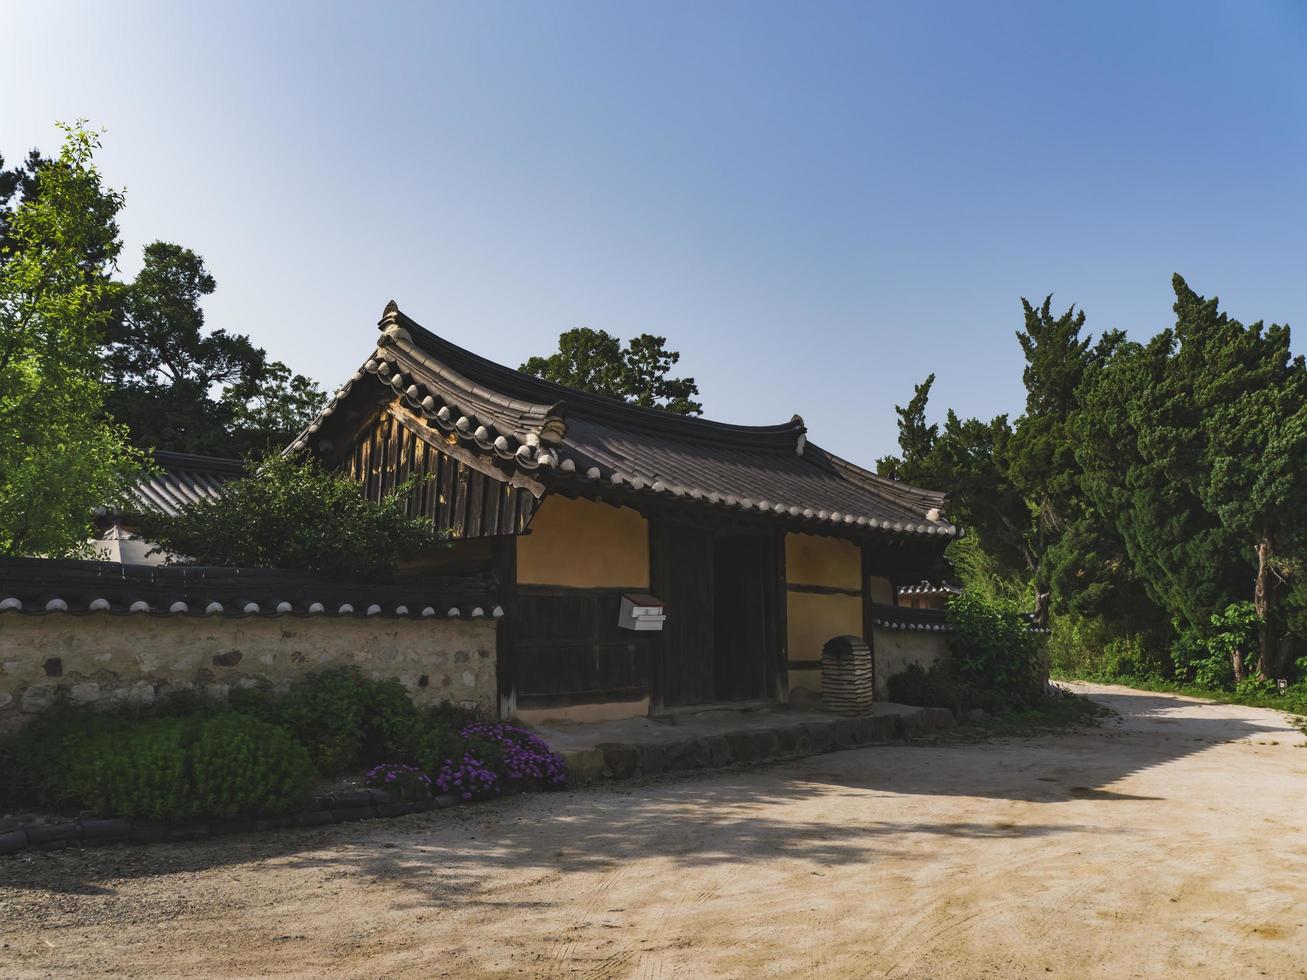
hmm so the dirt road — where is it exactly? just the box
[2,683,1305,979]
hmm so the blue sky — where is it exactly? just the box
[5,1,1305,462]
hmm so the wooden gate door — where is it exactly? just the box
[712,532,775,702]
[649,518,715,710]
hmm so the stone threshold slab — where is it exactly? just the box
[551,704,956,782]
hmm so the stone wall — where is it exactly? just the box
[872,627,951,701]
[0,614,498,731]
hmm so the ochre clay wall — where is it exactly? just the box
[865,575,894,605]
[0,615,498,731]
[785,533,860,591]
[785,533,863,693]
[516,496,650,589]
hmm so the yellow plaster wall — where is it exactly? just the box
[516,495,650,589]
[786,590,862,668]
[784,533,861,590]
[785,533,864,684]
[866,575,894,605]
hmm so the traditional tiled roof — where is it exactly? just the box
[108,451,245,519]
[291,302,958,539]
[869,603,952,632]
[0,557,501,620]
[896,581,963,598]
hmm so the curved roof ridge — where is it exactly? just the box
[803,443,949,513]
[386,304,806,451]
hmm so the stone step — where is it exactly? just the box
[559,706,955,782]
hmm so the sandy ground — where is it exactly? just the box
[2,683,1305,979]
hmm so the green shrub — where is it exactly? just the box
[887,663,962,713]
[55,712,312,822]
[1201,602,1259,689]
[138,454,445,578]
[233,667,423,774]
[189,713,314,819]
[886,661,1012,715]
[415,720,467,778]
[947,590,1044,707]
[60,717,196,821]
[1099,634,1173,679]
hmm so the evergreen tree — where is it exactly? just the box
[103,241,324,456]
[1007,299,1146,629]
[1173,276,1306,678]
[1073,276,1305,678]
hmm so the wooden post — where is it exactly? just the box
[492,535,517,720]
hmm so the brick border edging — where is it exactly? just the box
[0,785,519,858]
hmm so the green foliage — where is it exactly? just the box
[1048,614,1173,684]
[521,327,703,415]
[61,717,195,821]
[886,662,983,715]
[102,241,324,457]
[364,763,432,801]
[946,590,1044,706]
[415,719,472,777]
[0,122,146,556]
[888,591,1047,715]
[884,274,1307,690]
[1187,601,1260,689]
[188,713,314,819]
[965,687,1112,736]
[140,454,444,576]
[1074,276,1306,677]
[232,667,424,774]
[0,688,229,810]
[878,300,1140,632]
[56,713,312,822]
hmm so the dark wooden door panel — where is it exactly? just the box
[650,519,715,709]
[713,533,773,701]
[512,589,650,707]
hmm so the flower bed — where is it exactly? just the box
[0,667,568,854]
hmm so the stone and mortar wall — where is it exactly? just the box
[872,627,951,701]
[0,615,498,731]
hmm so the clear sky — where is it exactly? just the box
[5,1,1305,462]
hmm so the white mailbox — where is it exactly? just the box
[618,593,665,631]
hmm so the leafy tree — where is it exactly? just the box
[1,147,120,276]
[0,123,145,557]
[521,327,703,415]
[1201,601,1259,688]
[140,454,445,577]
[102,241,324,457]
